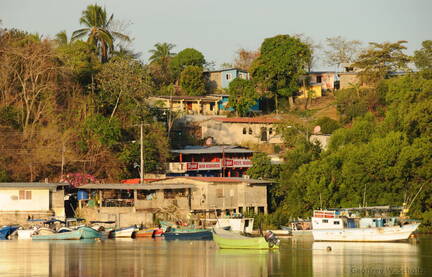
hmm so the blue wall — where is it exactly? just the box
[218,95,260,112]
[221,69,239,88]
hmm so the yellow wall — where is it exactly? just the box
[298,84,322,99]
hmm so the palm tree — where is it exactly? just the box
[149,42,176,64]
[72,4,130,62]
[148,42,176,86]
[55,30,69,45]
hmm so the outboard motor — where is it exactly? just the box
[264,231,280,248]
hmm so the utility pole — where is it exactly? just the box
[140,122,144,184]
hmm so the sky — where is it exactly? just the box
[1,0,431,70]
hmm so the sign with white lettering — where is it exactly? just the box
[185,159,252,171]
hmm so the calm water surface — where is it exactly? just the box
[1,236,432,277]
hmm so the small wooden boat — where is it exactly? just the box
[32,229,83,240]
[108,226,137,238]
[213,228,279,249]
[164,228,213,240]
[134,228,164,238]
[79,226,102,239]
[0,226,20,240]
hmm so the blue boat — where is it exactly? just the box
[164,229,213,240]
[0,226,19,240]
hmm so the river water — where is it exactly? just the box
[0,236,431,277]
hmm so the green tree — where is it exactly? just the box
[352,40,411,85]
[413,40,432,78]
[170,48,205,79]
[179,65,205,96]
[148,42,176,87]
[247,153,281,180]
[55,30,70,46]
[56,40,100,86]
[95,56,154,121]
[250,34,311,112]
[314,117,341,134]
[227,78,258,116]
[72,4,130,62]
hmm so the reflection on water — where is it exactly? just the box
[0,236,431,277]
[312,242,419,276]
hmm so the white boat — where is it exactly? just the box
[311,209,420,242]
[108,226,137,238]
[17,229,37,240]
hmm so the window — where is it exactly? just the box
[226,73,232,80]
[316,76,322,83]
[269,128,273,135]
[238,207,243,214]
[209,103,214,111]
[19,190,32,200]
[322,219,328,223]
[334,221,340,225]
[258,207,265,214]
[248,128,252,135]
[242,128,247,135]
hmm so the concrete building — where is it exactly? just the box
[204,68,250,91]
[149,95,222,116]
[151,176,271,215]
[76,183,194,227]
[0,182,67,226]
[338,72,360,89]
[201,117,283,146]
[308,71,337,91]
[75,176,271,227]
[168,145,253,177]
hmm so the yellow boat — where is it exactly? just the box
[212,228,279,249]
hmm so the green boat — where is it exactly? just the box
[32,229,83,240]
[212,228,279,249]
[79,226,102,239]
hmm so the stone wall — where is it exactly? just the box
[79,207,154,228]
[0,211,54,227]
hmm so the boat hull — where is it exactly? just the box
[135,228,164,238]
[0,226,19,240]
[79,227,102,239]
[312,223,420,242]
[109,226,136,238]
[32,229,83,240]
[212,229,279,249]
[164,230,213,240]
[17,229,36,240]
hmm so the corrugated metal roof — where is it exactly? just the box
[182,177,271,184]
[171,146,253,155]
[0,182,68,189]
[78,183,195,190]
[213,117,280,124]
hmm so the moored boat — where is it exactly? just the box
[212,228,279,249]
[32,229,83,240]
[164,228,213,240]
[17,229,37,239]
[134,227,164,238]
[311,208,421,242]
[108,226,137,238]
[0,226,20,240]
[79,226,102,239]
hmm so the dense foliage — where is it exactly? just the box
[273,73,432,230]
[250,34,311,111]
[227,78,258,116]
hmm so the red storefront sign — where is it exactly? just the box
[186,159,252,171]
